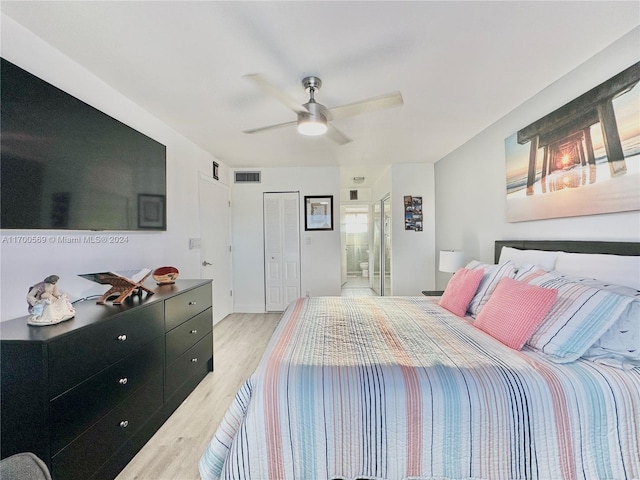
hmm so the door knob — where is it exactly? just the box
[202,261,212,266]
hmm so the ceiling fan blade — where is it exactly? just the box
[328,91,403,121]
[243,119,297,134]
[326,124,352,145]
[243,73,307,114]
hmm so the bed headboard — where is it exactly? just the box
[494,240,640,264]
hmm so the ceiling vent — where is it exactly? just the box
[234,171,261,183]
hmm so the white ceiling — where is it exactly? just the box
[2,1,638,188]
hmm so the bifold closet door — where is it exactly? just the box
[264,192,301,311]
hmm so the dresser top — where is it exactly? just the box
[0,279,211,343]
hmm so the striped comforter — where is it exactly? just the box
[199,296,640,480]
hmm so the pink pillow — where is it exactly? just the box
[439,268,484,317]
[474,277,557,350]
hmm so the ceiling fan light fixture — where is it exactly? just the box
[297,101,328,136]
[297,115,327,136]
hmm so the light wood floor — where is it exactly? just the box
[115,312,281,480]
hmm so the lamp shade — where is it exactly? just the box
[439,250,466,273]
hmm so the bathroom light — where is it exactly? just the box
[439,250,466,273]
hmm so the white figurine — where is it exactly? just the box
[26,275,75,326]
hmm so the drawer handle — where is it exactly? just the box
[117,334,127,342]
[188,301,197,306]
[120,420,129,428]
[190,329,198,334]
[118,377,128,385]
[191,358,198,363]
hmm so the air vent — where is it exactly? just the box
[234,171,261,183]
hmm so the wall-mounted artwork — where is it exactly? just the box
[304,195,333,231]
[505,62,640,222]
[404,195,423,231]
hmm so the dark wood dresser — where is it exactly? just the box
[0,279,213,480]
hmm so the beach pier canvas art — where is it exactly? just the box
[505,62,640,222]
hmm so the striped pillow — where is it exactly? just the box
[514,265,635,362]
[474,278,557,350]
[439,268,484,317]
[465,260,516,317]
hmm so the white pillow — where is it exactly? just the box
[465,260,516,317]
[555,252,640,290]
[498,246,560,270]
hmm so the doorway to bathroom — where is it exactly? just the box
[341,204,374,296]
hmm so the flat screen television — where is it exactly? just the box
[1,58,167,231]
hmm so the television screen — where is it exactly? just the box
[1,58,167,231]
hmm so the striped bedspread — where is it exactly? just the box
[199,296,640,480]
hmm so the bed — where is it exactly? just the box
[200,241,640,480]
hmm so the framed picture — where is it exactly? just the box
[213,161,219,180]
[304,195,333,231]
[404,195,423,231]
[138,194,166,229]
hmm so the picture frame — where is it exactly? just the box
[138,194,166,229]
[404,195,423,231]
[304,195,334,231]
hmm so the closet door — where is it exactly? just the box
[264,192,301,311]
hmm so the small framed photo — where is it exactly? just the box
[138,194,166,229]
[304,195,333,231]
[213,161,219,180]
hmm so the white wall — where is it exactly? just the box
[0,14,229,320]
[368,164,436,295]
[391,164,436,294]
[434,27,640,289]
[231,167,341,312]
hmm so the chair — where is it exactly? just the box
[0,452,52,480]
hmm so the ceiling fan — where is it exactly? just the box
[243,74,403,145]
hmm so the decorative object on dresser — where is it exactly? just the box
[152,266,180,285]
[26,275,75,326]
[0,279,213,480]
[78,268,154,305]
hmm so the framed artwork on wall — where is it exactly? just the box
[505,62,640,222]
[138,194,166,229]
[304,195,333,231]
[404,195,423,231]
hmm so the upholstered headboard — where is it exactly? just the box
[494,240,640,263]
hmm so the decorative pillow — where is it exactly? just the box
[474,278,557,350]
[439,268,484,317]
[498,246,560,270]
[465,260,517,317]
[568,278,640,369]
[514,266,635,362]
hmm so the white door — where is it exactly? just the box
[198,173,232,323]
[264,192,300,311]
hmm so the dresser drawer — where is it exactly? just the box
[165,332,212,397]
[166,308,212,365]
[48,302,164,398]
[165,284,212,331]
[50,338,163,455]
[51,371,163,480]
